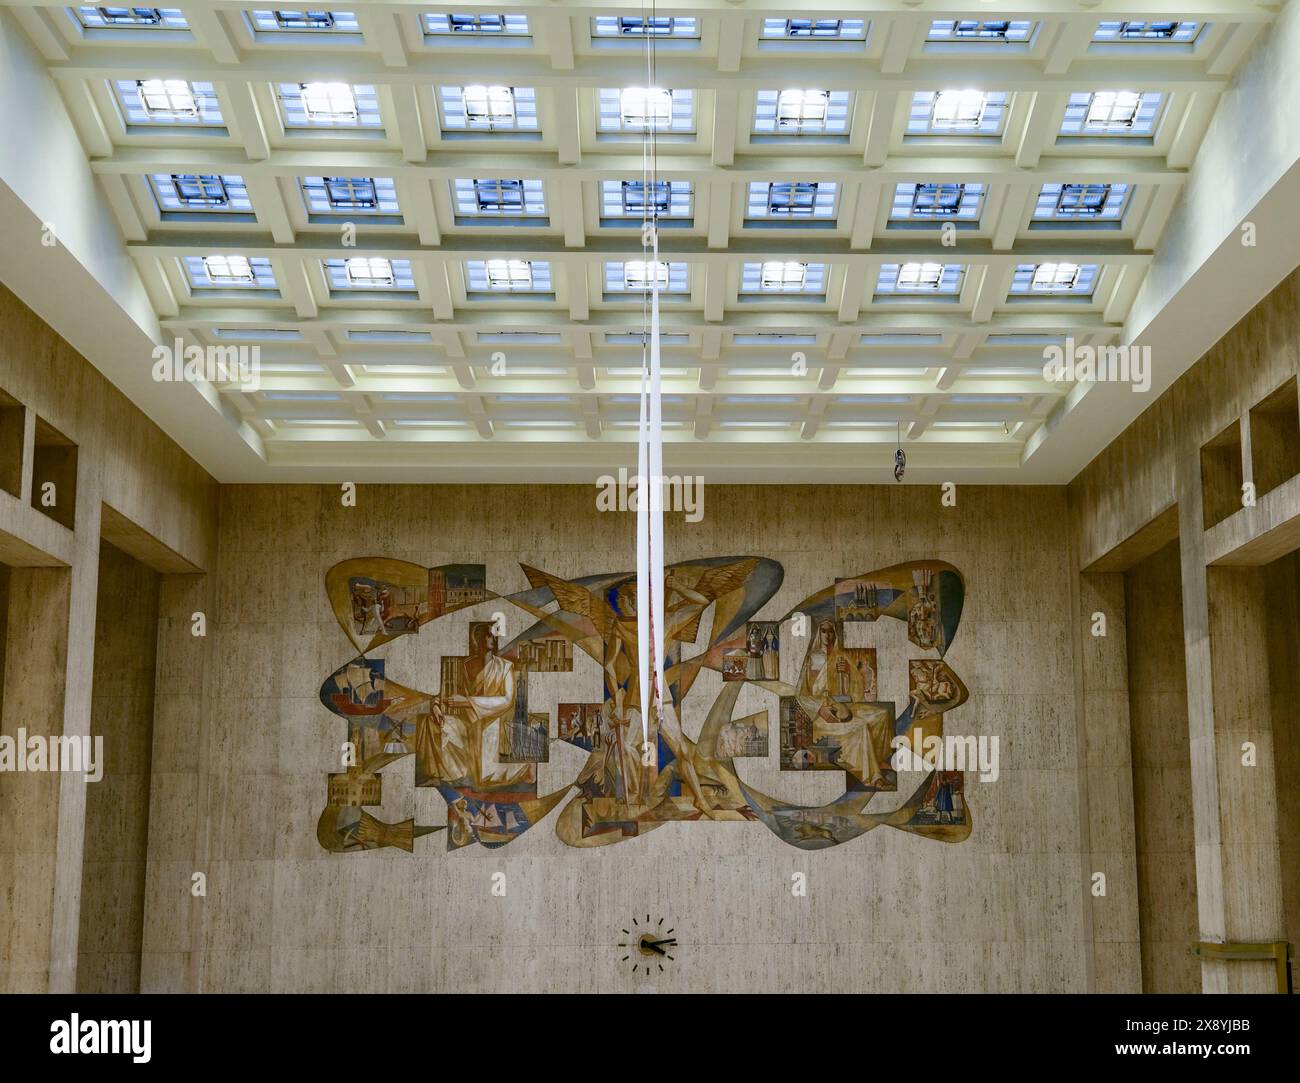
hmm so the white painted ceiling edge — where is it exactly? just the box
[0,6,1297,487]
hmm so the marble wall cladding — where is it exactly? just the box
[167,481,1104,994]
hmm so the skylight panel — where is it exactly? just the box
[1060,91,1162,136]
[1033,183,1129,221]
[467,259,553,292]
[592,16,698,38]
[324,257,415,291]
[741,261,827,295]
[1009,262,1100,295]
[453,178,546,217]
[422,13,530,36]
[754,90,850,135]
[1093,21,1201,43]
[604,261,689,293]
[876,263,965,295]
[440,85,538,131]
[185,255,277,290]
[151,174,251,213]
[598,88,695,133]
[600,180,693,220]
[74,7,187,29]
[746,181,838,219]
[248,11,360,33]
[300,176,399,215]
[118,79,223,126]
[890,182,984,221]
[909,90,1008,135]
[277,83,382,129]
[927,20,1033,42]
[760,18,865,40]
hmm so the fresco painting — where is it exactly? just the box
[317,556,971,853]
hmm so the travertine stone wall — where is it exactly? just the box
[1070,268,1300,991]
[167,482,1117,993]
[76,541,160,993]
[0,284,218,993]
[1124,540,1198,992]
[1262,552,1300,959]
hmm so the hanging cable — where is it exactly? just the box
[635,0,665,774]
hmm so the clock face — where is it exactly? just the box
[618,914,677,976]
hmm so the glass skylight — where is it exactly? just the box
[926,20,1033,42]
[604,261,690,293]
[1010,262,1100,295]
[248,11,359,33]
[890,182,985,221]
[592,16,698,38]
[1060,91,1162,136]
[185,255,277,290]
[74,7,187,29]
[1033,183,1130,221]
[741,261,828,294]
[760,18,865,40]
[466,259,553,292]
[746,181,838,219]
[440,86,538,131]
[324,257,415,291]
[599,88,695,133]
[1093,21,1201,43]
[453,178,546,217]
[117,79,222,126]
[876,263,965,295]
[278,82,381,128]
[600,180,693,220]
[754,89,851,135]
[422,13,529,36]
[909,90,1008,135]
[151,174,251,213]
[301,176,399,215]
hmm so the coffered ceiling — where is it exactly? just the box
[0,2,1296,482]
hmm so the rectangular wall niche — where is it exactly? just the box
[1248,376,1300,500]
[1200,421,1244,530]
[31,416,77,529]
[0,388,23,499]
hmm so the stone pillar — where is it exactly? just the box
[1074,570,1142,991]
[140,573,213,992]
[0,565,71,991]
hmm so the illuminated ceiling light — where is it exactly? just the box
[1030,262,1081,291]
[932,88,988,128]
[759,260,808,289]
[484,258,533,290]
[137,78,197,117]
[624,260,670,290]
[344,257,394,287]
[1085,90,1140,128]
[775,88,828,127]
[300,81,357,121]
[463,84,516,123]
[619,86,672,128]
[898,262,945,290]
[202,254,254,282]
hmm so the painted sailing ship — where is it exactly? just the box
[331,661,392,716]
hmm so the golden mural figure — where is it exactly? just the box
[317,556,971,853]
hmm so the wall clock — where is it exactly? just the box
[619,914,677,975]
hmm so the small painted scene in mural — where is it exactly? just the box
[317,556,970,854]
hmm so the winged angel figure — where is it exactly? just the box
[317,556,970,853]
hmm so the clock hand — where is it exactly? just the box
[644,942,667,957]
[649,938,678,948]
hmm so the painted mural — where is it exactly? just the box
[317,557,970,853]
